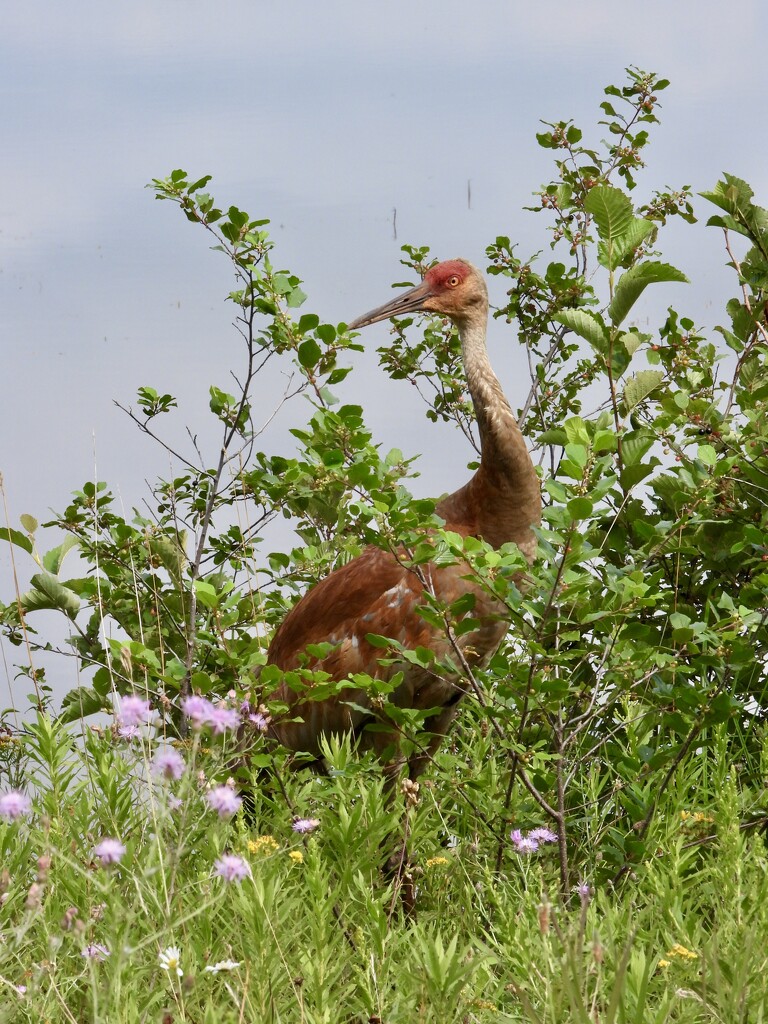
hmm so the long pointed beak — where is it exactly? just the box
[348,279,433,330]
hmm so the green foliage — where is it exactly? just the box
[2,67,768,1019]
[0,720,766,1021]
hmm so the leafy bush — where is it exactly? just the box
[1,67,768,1021]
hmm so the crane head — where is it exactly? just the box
[348,258,487,330]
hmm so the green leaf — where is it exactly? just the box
[697,443,717,467]
[42,536,79,575]
[298,313,320,332]
[92,667,112,697]
[194,580,219,609]
[366,633,393,649]
[59,686,107,723]
[287,286,307,309]
[272,274,292,295]
[190,671,214,694]
[298,338,322,369]
[623,370,664,412]
[24,572,81,618]
[0,527,33,554]
[598,217,655,270]
[585,185,634,241]
[668,611,691,630]
[553,309,609,353]
[564,443,588,469]
[147,534,187,583]
[621,460,659,490]
[317,324,337,345]
[187,174,212,194]
[567,497,594,520]
[705,213,749,238]
[563,417,590,446]
[594,430,617,452]
[539,428,568,446]
[209,386,236,415]
[19,514,38,534]
[700,174,754,216]
[609,262,688,326]
[619,332,643,358]
[621,428,656,466]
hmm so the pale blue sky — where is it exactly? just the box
[2,0,767,708]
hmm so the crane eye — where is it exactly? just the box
[447,275,460,287]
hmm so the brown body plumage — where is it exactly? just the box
[265,259,541,780]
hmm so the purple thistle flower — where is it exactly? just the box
[510,828,539,854]
[292,817,320,834]
[93,838,126,865]
[213,854,251,882]
[207,705,241,735]
[248,710,271,732]
[181,695,214,728]
[81,943,111,961]
[117,694,152,730]
[0,790,32,822]
[241,698,271,733]
[575,882,592,903]
[528,827,558,844]
[152,747,186,781]
[206,786,242,819]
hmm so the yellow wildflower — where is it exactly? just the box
[247,835,279,856]
[658,959,671,968]
[288,850,304,864]
[668,943,698,960]
[680,810,714,826]
[425,856,449,868]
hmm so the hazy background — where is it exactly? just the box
[2,0,767,712]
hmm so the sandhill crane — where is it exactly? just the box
[262,259,541,784]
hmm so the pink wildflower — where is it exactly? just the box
[206,786,242,819]
[292,817,320,834]
[93,838,126,865]
[207,705,240,735]
[0,791,31,822]
[81,943,111,961]
[117,694,152,731]
[213,854,251,882]
[181,695,214,728]
[528,827,558,844]
[575,882,592,903]
[510,829,539,854]
[152,747,185,781]
[241,699,271,732]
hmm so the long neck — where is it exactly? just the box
[452,313,541,553]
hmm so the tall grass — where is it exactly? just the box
[1,711,766,1023]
